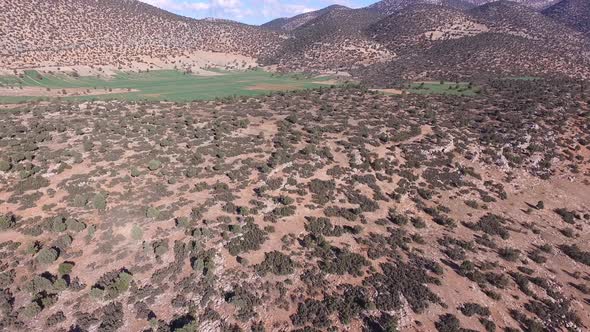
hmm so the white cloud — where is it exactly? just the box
[260,0,317,18]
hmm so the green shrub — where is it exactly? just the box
[93,270,133,300]
[20,302,42,318]
[130,167,141,177]
[0,214,15,230]
[93,193,107,211]
[51,217,67,232]
[148,159,162,171]
[131,225,143,241]
[499,247,521,262]
[146,206,160,219]
[65,218,86,232]
[560,244,590,266]
[36,248,58,264]
[460,303,491,317]
[0,160,11,172]
[256,251,294,276]
[58,262,74,276]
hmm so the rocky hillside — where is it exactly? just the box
[368,0,561,13]
[543,0,590,37]
[0,0,283,70]
[368,4,489,54]
[2,0,590,82]
[356,1,590,84]
[262,8,394,72]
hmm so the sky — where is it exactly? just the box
[140,0,377,25]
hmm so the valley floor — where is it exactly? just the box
[0,80,588,331]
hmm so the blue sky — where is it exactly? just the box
[141,0,377,25]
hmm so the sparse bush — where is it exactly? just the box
[560,244,590,266]
[499,247,521,262]
[460,303,491,317]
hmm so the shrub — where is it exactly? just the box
[435,314,461,332]
[560,244,590,266]
[470,214,510,239]
[499,247,521,262]
[554,208,576,224]
[130,167,141,177]
[93,193,107,211]
[20,302,42,319]
[51,217,67,232]
[256,251,294,276]
[460,303,491,317]
[146,206,160,219]
[131,225,143,241]
[148,159,162,171]
[0,214,15,230]
[58,262,74,276]
[65,218,86,232]
[308,179,336,205]
[0,160,11,172]
[93,270,133,300]
[36,248,58,264]
[227,223,267,256]
[319,249,368,276]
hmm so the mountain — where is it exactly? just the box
[0,0,282,71]
[359,1,590,85]
[368,0,477,14]
[261,5,349,31]
[368,4,488,54]
[470,0,588,49]
[2,0,590,82]
[263,8,393,71]
[368,0,561,14]
[543,0,590,37]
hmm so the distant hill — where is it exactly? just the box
[368,4,488,54]
[359,1,590,85]
[368,0,477,14]
[543,0,590,37]
[2,0,590,83]
[367,0,560,14]
[262,8,393,71]
[0,0,282,70]
[261,5,349,31]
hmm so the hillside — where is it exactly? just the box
[543,0,590,37]
[358,1,590,84]
[368,4,488,54]
[368,0,477,13]
[367,0,560,14]
[263,8,394,72]
[0,0,283,73]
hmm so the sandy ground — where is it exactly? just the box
[371,88,403,95]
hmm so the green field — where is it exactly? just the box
[0,70,337,103]
[407,81,480,96]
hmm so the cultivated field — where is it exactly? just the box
[0,70,338,103]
